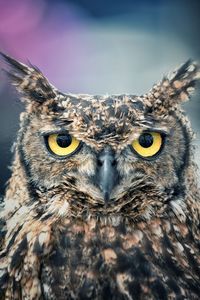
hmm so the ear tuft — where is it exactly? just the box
[170,59,199,97]
[1,52,57,104]
[144,60,200,116]
[1,52,31,75]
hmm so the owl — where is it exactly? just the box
[0,53,200,300]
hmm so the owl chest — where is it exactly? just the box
[39,220,200,299]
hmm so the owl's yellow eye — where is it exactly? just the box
[47,133,81,157]
[131,132,163,158]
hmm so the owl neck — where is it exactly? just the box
[183,163,200,228]
[2,151,31,219]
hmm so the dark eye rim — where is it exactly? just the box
[129,131,166,160]
[44,133,83,160]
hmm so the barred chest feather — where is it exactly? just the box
[34,217,200,300]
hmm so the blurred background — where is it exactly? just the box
[0,0,200,195]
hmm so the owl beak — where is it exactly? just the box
[96,148,119,203]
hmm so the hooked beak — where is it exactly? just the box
[95,148,120,203]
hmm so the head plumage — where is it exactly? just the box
[1,53,200,119]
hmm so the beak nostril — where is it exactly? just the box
[97,159,103,167]
[111,159,117,167]
[97,158,116,168]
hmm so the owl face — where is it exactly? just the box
[18,93,189,222]
[2,53,198,223]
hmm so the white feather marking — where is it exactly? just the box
[170,199,186,222]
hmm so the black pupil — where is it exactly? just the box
[56,134,72,148]
[139,133,154,148]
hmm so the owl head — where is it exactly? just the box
[2,53,200,224]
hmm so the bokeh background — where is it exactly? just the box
[0,0,200,195]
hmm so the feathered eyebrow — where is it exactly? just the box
[137,115,171,136]
[38,119,73,136]
[39,128,71,137]
[129,121,169,138]
[142,126,170,136]
[52,118,73,127]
